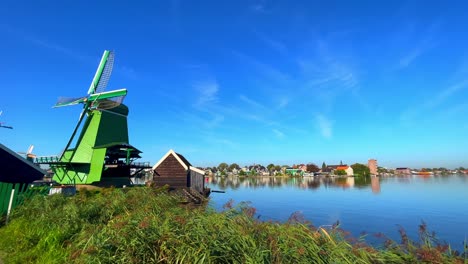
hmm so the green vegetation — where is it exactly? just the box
[351,163,371,177]
[228,163,240,172]
[335,169,347,176]
[0,187,465,263]
[217,162,228,172]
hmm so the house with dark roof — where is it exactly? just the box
[152,149,206,194]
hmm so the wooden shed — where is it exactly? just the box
[152,149,206,194]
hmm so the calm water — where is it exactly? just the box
[207,175,468,250]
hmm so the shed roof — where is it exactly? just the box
[0,143,46,183]
[152,149,190,171]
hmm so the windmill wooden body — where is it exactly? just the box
[36,50,150,186]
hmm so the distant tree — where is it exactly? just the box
[377,167,388,173]
[228,163,240,172]
[249,168,258,176]
[322,162,326,171]
[351,163,370,177]
[274,165,281,172]
[306,163,320,172]
[267,164,275,175]
[238,170,246,176]
[340,160,343,165]
[218,162,229,172]
[458,167,466,171]
[335,169,347,176]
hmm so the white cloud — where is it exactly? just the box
[316,114,332,139]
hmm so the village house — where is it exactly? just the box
[395,167,411,175]
[336,165,354,176]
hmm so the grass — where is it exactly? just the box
[0,186,466,263]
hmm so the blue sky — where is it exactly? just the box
[1,1,467,168]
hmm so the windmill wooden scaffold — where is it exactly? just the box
[35,50,150,186]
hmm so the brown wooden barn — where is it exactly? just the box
[152,149,207,195]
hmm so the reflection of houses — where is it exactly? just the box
[152,149,206,194]
[395,167,411,175]
[336,165,354,176]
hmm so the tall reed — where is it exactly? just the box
[0,187,465,263]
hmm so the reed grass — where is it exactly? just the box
[0,186,465,263]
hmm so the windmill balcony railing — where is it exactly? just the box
[34,156,61,164]
[131,162,151,168]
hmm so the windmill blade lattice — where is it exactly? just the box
[95,51,114,94]
[55,96,87,108]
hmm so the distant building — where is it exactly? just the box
[395,167,411,175]
[285,168,304,176]
[368,159,378,175]
[336,165,354,176]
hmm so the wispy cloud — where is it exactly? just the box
[272,128,285,139]
[254,30,287,55]
[297,39,362,111]
[397,21,441,69]
[239,94,267,110]
[232,50,291,84]
[278,96,289,108]
[250,0,268,12]
[0,24,90,62]
[118,65,138,80]
[315,114,332,139]
[401,79,468,122]
[193,80,219,107]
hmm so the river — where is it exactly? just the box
[207,174,468,251]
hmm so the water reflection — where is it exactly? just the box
[371,176,380,194]
[209,175,381,193]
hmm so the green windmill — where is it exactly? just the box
[38,50,150,186]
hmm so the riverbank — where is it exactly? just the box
[0,187,465,263]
